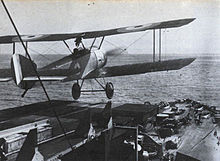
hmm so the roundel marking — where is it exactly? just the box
[117,23,160,33]
[12,35,49,42]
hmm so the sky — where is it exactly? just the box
[0,0,220,55]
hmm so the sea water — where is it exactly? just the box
[0,53,219,110]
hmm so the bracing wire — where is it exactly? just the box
[38,42,65,55]
[26,41,62,62]
[105,40,125,51]
[1,0,74,153]
[27,47,52,61]
[106,31,150,61]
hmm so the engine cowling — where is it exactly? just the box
[93,49,107,69]
[79,49,107,78]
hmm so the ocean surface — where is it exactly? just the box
[0,53,220,110]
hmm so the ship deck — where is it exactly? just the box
[0,100,157,161]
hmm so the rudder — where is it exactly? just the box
[11,54,37,89]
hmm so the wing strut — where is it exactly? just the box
[153,29,155,62]
[159,29,162,62]
[12,42,15,54]
[25,42,28,57]
[90,37,97,51]
[98,36,105,49]
[152,28,162,62]
[63,40,73,54]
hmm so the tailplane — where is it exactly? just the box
[10,54,36,89]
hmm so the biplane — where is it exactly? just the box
[0,1,195,100]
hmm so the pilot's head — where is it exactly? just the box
[73,48,79,54]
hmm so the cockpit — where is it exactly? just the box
[72,47,90,57]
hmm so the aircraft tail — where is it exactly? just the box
[10,54,36,89]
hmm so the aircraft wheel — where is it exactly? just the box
[72,83,81,100]
[105,82,114,99]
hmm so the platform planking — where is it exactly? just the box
[0,100,157,161]
[177,118,220,161]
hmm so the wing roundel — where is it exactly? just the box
[0,18,195,44]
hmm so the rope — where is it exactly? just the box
[1,0,74,153]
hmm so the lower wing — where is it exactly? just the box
[85,58,195,79]
[0,58,195,82]
[62,58,195,82]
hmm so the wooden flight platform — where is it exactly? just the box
[0,100,158,161]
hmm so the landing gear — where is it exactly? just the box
[71,80,114,100]
[72,83,81,100]
[105,82,114,99]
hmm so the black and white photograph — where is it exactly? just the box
[0,0,219,160]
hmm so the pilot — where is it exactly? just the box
[73,48,79,55]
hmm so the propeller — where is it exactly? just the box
[105,48,128,56]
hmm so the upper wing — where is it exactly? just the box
[0,18,195,44]
[83,58,196,79]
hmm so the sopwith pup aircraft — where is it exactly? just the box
[0,1,195,100]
